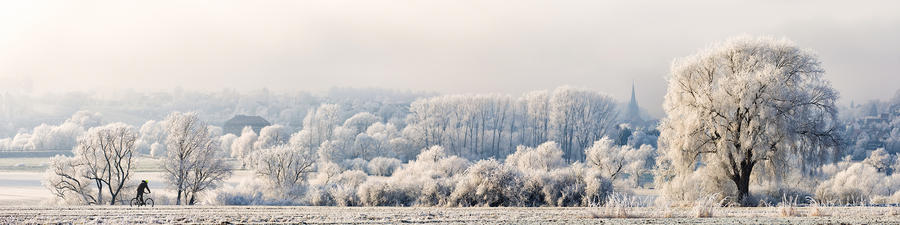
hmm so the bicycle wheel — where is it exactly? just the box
[145,198,154,207]
[130,198,139,207]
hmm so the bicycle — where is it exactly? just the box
[130,197,155,207]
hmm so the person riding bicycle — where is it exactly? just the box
[136,180,151,205]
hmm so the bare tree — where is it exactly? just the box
[45,123,137,205]
[163,112,232,205]
[183,141,232,205]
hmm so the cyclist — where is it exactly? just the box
[136,180,151,205]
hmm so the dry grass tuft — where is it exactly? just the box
[692,194,723,218]
[807,197,829,217]
[593,193,651,218]
[777,195,802,217]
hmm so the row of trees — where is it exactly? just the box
[45,113,231,205]
[1,87,425,139]
[0,111,102,151]
[404,89,619,162]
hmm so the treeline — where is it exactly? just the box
[142,86,627,163]
[403,87,619,161]
[42,85,658,206]
[0,87,428,139]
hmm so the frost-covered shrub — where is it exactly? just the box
[505,142,565,172]
[658,166,737,206]
[251,144,315,197]
[367,157,402,176]
[393,146,470,179]
[306,168,368,206]
[541,168,584,206]
[436,156,470,177]
[815,162,896,205]
[254,125,290,150]
[518,173,546,207]
[231,127,258,161]
[517,163,616,207]
[208,186,265,205]
[341,158,369,172]
[356,146,467,206]
[449,159,524,207]
[864,148,895,174]
[205,176,302,205]
[309,161,343,186]
[316,140,347,163]
[327,170,367,206]
[218,134,238,157]
[417,177,456,206]
[585,137,654,183]
[518,163,613,207]
[583,166,614,206]
[304,185,335,206]
[137,120,167,156]
[357,178,417,206]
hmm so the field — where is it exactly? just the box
[3,206,900,224]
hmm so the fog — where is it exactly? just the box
[1,0,899,116]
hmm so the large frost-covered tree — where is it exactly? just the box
[162,112,232,205]
[658,36,841,203]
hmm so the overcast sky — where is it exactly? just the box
[1,0,898,116]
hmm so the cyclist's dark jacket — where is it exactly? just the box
[137,182,150,195]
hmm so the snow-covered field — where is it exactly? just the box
[4,163,900,224]
[2,206,900,224]
[0,169,253,205]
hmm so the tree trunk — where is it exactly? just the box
[732,175,749,204]
[96,180,103,205]
[731,159,755,205]
[176,189,182,205]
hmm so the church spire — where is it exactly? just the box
[626,81,642,124]
[630,81,637,105]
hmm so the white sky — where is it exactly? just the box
[1,0,898,116]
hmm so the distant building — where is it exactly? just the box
[224,115,271,135]
[624,82,644,125]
